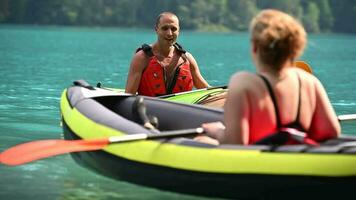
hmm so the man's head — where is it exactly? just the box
[155,12,180,46]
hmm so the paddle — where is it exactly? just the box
[0,128,203,166]
[159,85,227,99]
[338,114,356,121]
[294,60,312,74]
[293,62,356,122]
[290,62,356,122]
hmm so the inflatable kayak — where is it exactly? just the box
[98,84,227,108]
[60,80,356,199]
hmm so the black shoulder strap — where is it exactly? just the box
[295,72,302,123]
[136,43,154,57]
[173,42,186,54]
[166,67,181,94]
[258,74,282,128]
[136,43,185,57]
[137,43,186,56]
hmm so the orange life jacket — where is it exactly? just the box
[137,43,193,97]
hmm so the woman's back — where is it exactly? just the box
[227,67,339,144]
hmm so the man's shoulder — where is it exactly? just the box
[135,43,153,57]
[131,50,150,68]
[134,50,148,59]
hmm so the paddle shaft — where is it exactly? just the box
[0,128,203,166]
[109,128,203,143]
[338,114,356,121]
[159,85,227,99]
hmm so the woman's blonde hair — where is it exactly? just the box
[250,9,306,69]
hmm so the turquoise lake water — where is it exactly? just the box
[1,25,356,199]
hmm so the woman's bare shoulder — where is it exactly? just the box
[228,71,260,92]
[294,67,318,80]
[231,71,256,81]
[293,68,323,88]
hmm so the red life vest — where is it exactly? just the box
[137,44,193,97]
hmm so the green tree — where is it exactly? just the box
[176,1,192,29]
[136,0,175,27]
[257,0,302,19]
[227,0,258,30]
[303,1,320,33]
[189,0,213,29]
[1,0,355,33]
[330,0,356,33]
[7,0,27,23]
[315,0,333,31]
[0,0,10,22]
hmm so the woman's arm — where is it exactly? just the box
[223,72,251,144]
[309,77,341,140]
[201,72,251,145]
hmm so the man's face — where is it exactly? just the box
[156,15,180,46]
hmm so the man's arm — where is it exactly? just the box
[185,52,210,89]
[125,51,147,94]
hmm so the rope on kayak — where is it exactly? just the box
[195,90,227,108]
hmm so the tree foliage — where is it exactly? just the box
[0,0,355,33]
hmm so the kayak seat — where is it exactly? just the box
[132,96,159,132]
[304,146,344,153]
[321,135,356,145]
[272,145,309,153]
[342,147,356,154]
[168,137,218,148]
[109,95,223,131]
[220,144,272,151]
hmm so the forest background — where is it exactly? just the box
[0,0,355,33]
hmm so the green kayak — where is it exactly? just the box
[98,84,227,107]
[59,80,356,199]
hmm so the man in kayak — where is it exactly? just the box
[197,9,340,145]
[125,12,210,97]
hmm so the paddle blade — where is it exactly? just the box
[294,61,313,74]
[0,138,109,166]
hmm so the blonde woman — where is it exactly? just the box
[197,9,340,145]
